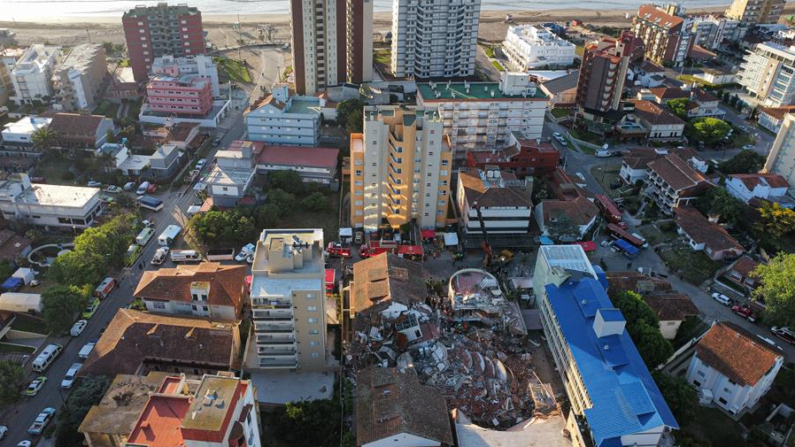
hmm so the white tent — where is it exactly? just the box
[12,268,35,285]
[443,232,459,247]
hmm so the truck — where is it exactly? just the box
[326,242,352,258]
[158,225,182,246]
[612,239,639,259]
[605,223,645,248]
[206,248,235,261]
[171,250,202,262]
[136,227,155,246]
[594,194,627,228]
[360,240,399,258]
[0,292,43,314]
[93,277,117,299]
[138,196,164,212]
[396,244,424,261]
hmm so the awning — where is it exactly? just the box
[245,275,252,290]
[396,245,423,256]
[539,236,554,245]
[576,241,597,252]
[325,269,336,285]
[421,230,436,239]
[443,232,459,246]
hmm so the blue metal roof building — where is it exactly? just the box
[543,276,678,447]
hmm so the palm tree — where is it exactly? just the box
[31,127,58,152]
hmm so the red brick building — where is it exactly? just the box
[465,134,560,177]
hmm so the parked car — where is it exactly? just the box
[61,363,82,389]
[28,408,56,435]
[196,159,207,170]
[151,246,169,266]
[82,298,100,319]
[552,133,567,146]
[136,182,150,195]
[123,181,136,191]
[87,180,102,187]
[771,327,795,345]
[25,377,47,396]
[742,144,755,150]
[354,230,364,245]
[212,138,221,147]
[104,185,121,193]
[142,219,155,228]
[732,304,756,323]
[0,426,6,440]
[70,320,87,337]
[711,292,731,306]
[17,442,31,447]
[235,243,255,262]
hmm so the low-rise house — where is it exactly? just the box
[0,229,32,265]
[620,147,706,185]
[256,144,339,187]
[245,83,325,147]
[356,367,453,447]
[465,132,560,177]
[674,206,744,261]
[619,100,686,141]
[539,70,578,107]
[645,153,711,214]
[726,173,789,204]
[725,255,761,290]
[693,67,737,85]
[642,86,690,104]
[633,61,667,88]
[349,253,429,322]
[534,195,599,242]
[0,116,51,159]
[142,122,202,150]
[133,263,248,321]
[206,141,261,207]
[686,321,784,417]
[147,143,183,180]
[105,66,141,102]
[642,293,701,339]
[457,167,533,247]
[0,173,101,229]
[684,89,726,119]
[48,112,115,150]
[79,308,240,377]
[758,106,795,133]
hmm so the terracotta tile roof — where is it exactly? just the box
[133,263,247,318]
[605,271,673,296]
[647,153,708,192]
[629,100,686,126]
[245,94,285,114]
[356,367,453,446]
[540,196,599,227]
[695,321,782,386]
[760,106,795,121]
[256,145,339,169]
[729,255,760,278]
[647,86,689,102]
[730,173,790,190]
[79,309,238,377]
[638,4,685,28]
[642,293,700,321]
[48,113,107,139]
[674,207,743,253]
[459,168,532,209]
[0,229,31,262]
[692,88,719,103]
[351,253,429,315]
[126,395,191,447]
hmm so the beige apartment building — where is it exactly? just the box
[765,113,795,187]
[248,229,328,371]
[52,43,108,112]
[350,106,453,232]
[725,0,785,25]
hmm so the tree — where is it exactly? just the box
[0,261,13,283]
[255,204,280,228]
[336,99,365,130]
[0,360,24,407]
[268,170,304,195]
[610,291,673,368]
[546,214,580,242]
[271,399,344,447]
[41,285,91,334]
[718,150,766,174]
[31,126,58,152]
[652,371,698,422]
[685,117,731,147]
[301,192,328,211]
[190,209,256,247]
[752,253,795,326]
[694,187,746,228]
[346,108,364,134]
[55,376,109,447]
[666,98,689,120]
[756,202,795,239]
[267,188,296,212]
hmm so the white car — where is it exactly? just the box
[61,363,82,389]
[0,425,7,440]
[28,408,56,435]
[711,292,731,306]
[151,246,170,265]
[17,442,32,447]
[195,159,207,170]
[70,319,88,337]
[235,243,255,262]
[87,180,102,187]
[742,144,755,150]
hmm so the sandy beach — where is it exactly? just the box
[1,3,793,49]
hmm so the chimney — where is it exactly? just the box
[707,214,720,224]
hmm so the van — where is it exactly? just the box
[136,181,151,195]
[94,277,116,299]
[136,228,155,246]
[171,250,202,262]
[78,342,95,360]
[32,343,63,372]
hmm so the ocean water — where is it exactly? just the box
[0,0,732,21]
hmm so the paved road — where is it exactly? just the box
[0,114,247,447]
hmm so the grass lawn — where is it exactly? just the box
[575,45,584,56]
[676,74,716,88]
[277,191,340,243]
[374,49,391,66]
[683,407,745,447]
[551,108,570,119]
[569,128,603,146]
[637,223,678,247]
[658,244,722,285]
[589,164,621,195]
[93,100,120,119]
[214,57,252,83]
[491,60,505,71]
[0,343,36,354]
[10,317,48,335]
[483,45,495,58]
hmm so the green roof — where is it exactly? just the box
[417,82,547,101]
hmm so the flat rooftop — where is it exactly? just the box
[0,182,98,208]
[2,117,52,136]
[539,245,596,277]
[287,98,322,115]
[246,367,334,405]
[119,155,151,171]
[418,82,548,101]
[205,165,254,186]
[57,43,102,73]
[182,375,243,431]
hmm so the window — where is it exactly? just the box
[311,352,320,357]
[309,329,319,334]
[308,318,318,324]
[723,387,731,393]
[307,306,318,311]
[718,397,728,405]
[697,370,705,378]
[152,302,166,310]
[310,341,319,346]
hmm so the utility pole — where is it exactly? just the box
[85,28,91,43]
[237,14,242,62]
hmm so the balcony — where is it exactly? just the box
[253,309,293,321]
[254,322,294,333]
[258,356,298,368]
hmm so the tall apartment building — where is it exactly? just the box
[690,15,741,50]
[122,3,205,83]
[739,43,795,107]
[725,0,785,25]
[765,113,795,186]
[391,0,481,79]
[350,106,453,231]
[289,0,373,95]
[249,229,328,371]
[576,32,633,118]
[633,4,693,67]
[533,245,678,447]
[146,72,213,116]
[502,25,576,71]
[417,72,548,157]
[10,44,60,105]
[51,43,109,112]
[0,48,23,107]
[152,54,219,96]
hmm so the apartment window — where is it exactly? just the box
[139,29,145,33]
[306,293,316,300]
[355,170,362,176]
[310,341,319,347]
[718,397,728,405]
[311,352,320,358]
[310,329,319,334]
[138,21,144,25]
[152,302,166,310]
[424,213,429,217]
[441,159,449,166]
[697,370,705,378]
[308,306,318,311]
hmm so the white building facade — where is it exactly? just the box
[10,44,60,105]
[391,0,481,78]
[0,174,101,229]
[502,25,576,70]
[245,84,322,146]
[151,54,220,97]
[739,42,795,107]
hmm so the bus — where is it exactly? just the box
[171,250,202,262]
[595,194,626,228]
[612,239,639,259]
[605,223,645,248]
[138,196,164,212]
